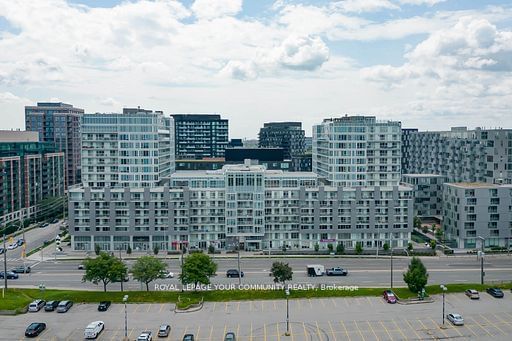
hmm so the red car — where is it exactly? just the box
[383,290,397,304]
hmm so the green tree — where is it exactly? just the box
[403,257,429,293]
[383,243,390,252]
[327,243,334,252]
[94,243,101,256]
[82,252,127,292]
[435,228,443,242]
[355,242,363,255]
[126,245,132,255]
[270,261,293,285]
[407,242,413,252]
[153,245,159,255]
[430,239,437,250]
[335,243,345,255]
[208,244,215,254]
[180,253,217,290]
[413,216,422,229]
[314,243,319,252]
[132,255,167,291]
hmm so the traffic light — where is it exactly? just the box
[56,236,62,252]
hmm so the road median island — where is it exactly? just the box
[1,282,511,314]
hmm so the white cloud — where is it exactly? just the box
[191,0,242,19]
[275,35,329,71]
[220,60,259,80]
[334,0,398,13]
[100,97,120,107]
[397,0,446,6]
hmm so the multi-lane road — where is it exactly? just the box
[3,253,512,291]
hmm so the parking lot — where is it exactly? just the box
[2,292,512,340]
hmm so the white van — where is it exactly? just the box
[28,299,46,312]
[306,265,325,277]
[84,321,105,339]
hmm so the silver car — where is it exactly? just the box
[447,313,464,326]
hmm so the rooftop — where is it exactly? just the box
[402,173,444,178]
[0,130,39,143]
[446,182,507,189]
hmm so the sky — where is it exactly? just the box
[0,0,511,138]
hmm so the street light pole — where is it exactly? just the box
[440,285,447,325]
[237,236,242,286]
[285,288,290,336]
[390,247,393,289]
[3,230,7,291]
[477,236,485,285]
[123,295,128,340]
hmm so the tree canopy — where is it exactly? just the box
[82,252,127,292]
[270,261,293,285]
[180,253,217,290]
[131,255,167,291]
[403,256,429,293]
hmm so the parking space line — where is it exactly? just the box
[403,319,420,340]
[249,301,253,312]
[493,313,512,326]
[261,300,264,312]
[328,321,338,341]
[212,302,217,312]
[480,314,506,335]
[110,328,119,341]
[467,316,493,337]
[331,298,337,307]
[380,321,393,340]
[225,302,228,313]
[320,299,326,307]
[250,322,253,341]
[159,303,165,313]
[367,321,380,340]
[128,328,134,337]
[463,322,479,338]
[446,323,463,337]
[146,304,151,313]
[366,297,373,306]
[236,324,240,340]
[354,321,366,341]
[430,318,449,338]
[182,327,188,339]
[208,325,214,341]
[277,322,281,341]
[273,300,277,311]
[223,324,227,339]
[237,301,240,312]
[196,326,201,340]
[316,321,322,340]
[308,299,313,309]
[340,321,351,341]
[290,321,295,341]
[417,319,432,338]
[343,298,349,307]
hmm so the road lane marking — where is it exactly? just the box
[380,321,393,341]
[340,321,351,341]
[328,320,338,341]
[367,321,380,341]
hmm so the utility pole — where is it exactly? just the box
[390,247,393,289]
[440,285,447,325]
[237,236,242,286]
[477,236,485,285]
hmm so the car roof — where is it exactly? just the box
[87,321,103,327]
[451,313,462,318]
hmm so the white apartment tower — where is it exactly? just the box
[313,116,401,187]
[81,107,175,188]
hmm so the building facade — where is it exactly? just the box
[258,122,305,159]
[442,183,512,249]
[313,116,402,187]
[25,102,84,187]
[0,131,65,225]
[69,163,413,252]
[402,127,512,184]
[401,174,444,219]
[81,108,174,188]
[172,114,228,160]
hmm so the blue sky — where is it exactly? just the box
[1,0,511,137]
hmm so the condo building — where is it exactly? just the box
[313,116,401,187]
[401,174,444,219]
[258,122,305,159]
[25,102,84,187]
[69,163,413,252]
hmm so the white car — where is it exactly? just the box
[164,271,174,279]
[7,243,18,250]
[84,321,105,339]
[447,313,464,326]
[137,331,153,341]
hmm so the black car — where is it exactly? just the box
[486,287,504,298]
[98,301,111,311]
[183,334,194,341]
[25,322,46,337]
[40,223,49,228]
[44,301,60,312]
[11,266,31,274]
[226,269,244,278]
[51,219,59,224]
[0,271,19,279]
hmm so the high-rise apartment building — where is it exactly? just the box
[0,131,65,225]
[81,107,174,188]
[313,116,402,187]
[402,127,512,184]
[25,102,84,187]
[258,122,305,159]
[443,183,512,249]
[172,114,228,160]
[401,174,444,219]
[69,162,413,252]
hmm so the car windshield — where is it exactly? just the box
[159,326,168,331]
[28,323,39,330]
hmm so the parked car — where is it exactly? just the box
[157,324,171,337]
[487,287,504,298]
[383,290,397,304]
[0,247,4,254]
[17,238,25,246]
[226,269,244,278]
[40,223,49,228]
[28,300,46,312]
[0,271,19,279]
[7,243,18,250]
[98,301,111,312]
[464,289,480,299]
[137,331,153,341]
[182,334,194,341]
[224,332,236,341]
[24,322,46,337]
[447,313,464,326]
[44,301,60,312]
[57,300,73,313]
[84,321,105,339]
[51,219,59,224]
[11,265,31,274]
[326,267,348,276]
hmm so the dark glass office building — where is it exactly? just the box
[258,122,305,159]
